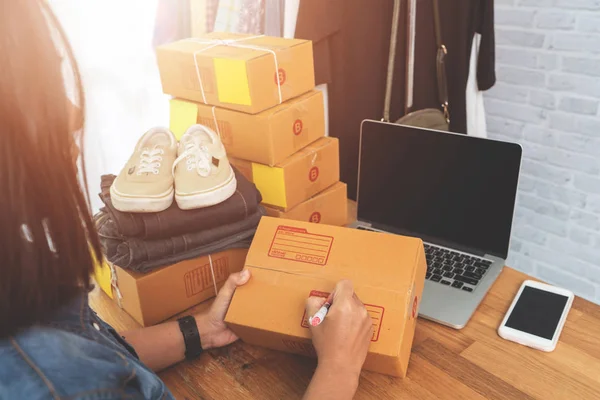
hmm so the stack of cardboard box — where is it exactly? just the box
[92,34,351,327]
[157,32,348,228]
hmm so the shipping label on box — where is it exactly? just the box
[112,248,248,326]
[264,182,347,226]
[157,32,315,114]
[169,90,325,165]
[225,217,427,377]
[230,137,339,211]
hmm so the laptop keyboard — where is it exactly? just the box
[357,226,492,292]
[424,243,492,292]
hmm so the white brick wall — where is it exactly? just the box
[486,0,600,304]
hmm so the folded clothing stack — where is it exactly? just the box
[96,168,264,273]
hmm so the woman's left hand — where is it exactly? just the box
[195,269,251,349]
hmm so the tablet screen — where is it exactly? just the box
[505,286,569,340]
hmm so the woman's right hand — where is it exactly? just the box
[303,280,372,399]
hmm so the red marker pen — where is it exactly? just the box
[309,294,334,326]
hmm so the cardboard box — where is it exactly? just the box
[169,90,325,164]
[230,137,339,211]
[99,249,248,326]
[225,217,427,377]
[157,32,315,114]
[264,182,348,226]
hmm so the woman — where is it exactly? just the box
[0,1,373,399]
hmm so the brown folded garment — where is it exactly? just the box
[99,168,262,239]
[96,207,264,273]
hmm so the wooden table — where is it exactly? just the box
[90,266,600,399]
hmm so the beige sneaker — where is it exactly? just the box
[110,127,177,213]
[173,124,237,210]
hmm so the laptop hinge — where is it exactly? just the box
[362,221,490,258]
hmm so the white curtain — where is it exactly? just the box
[50,0,170,212]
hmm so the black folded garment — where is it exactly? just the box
[99,168,262,240]
[95,207,263,273]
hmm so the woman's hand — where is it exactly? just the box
[303,280,372,400]
[122,269,250,371]
[195,269,251,350]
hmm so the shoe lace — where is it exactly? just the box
[173,136,212,177]
[138,147,164,175]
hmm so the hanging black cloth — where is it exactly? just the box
[295,0,496,199]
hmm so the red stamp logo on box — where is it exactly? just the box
[309,212,321,223]
[300,290,385,342]
[268,226,333,266]
[309,167,319,182]
[293,119,303,136]
[275,68,287,85]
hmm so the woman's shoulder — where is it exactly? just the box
[0,326,146,399]
[0,295,172,399]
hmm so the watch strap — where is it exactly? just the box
[177,316,203,360]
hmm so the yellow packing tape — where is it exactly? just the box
[214,58,252,106]
[170,99,198,140]
[251,163,287,208]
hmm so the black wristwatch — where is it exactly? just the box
[177,316,203,360]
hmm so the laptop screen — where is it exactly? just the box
[357,121,522,259]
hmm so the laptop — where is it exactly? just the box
[350,120,522,329]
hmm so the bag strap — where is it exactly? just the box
[382,0,401,123]
[433,0,450,124]
[382,0,450,124]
